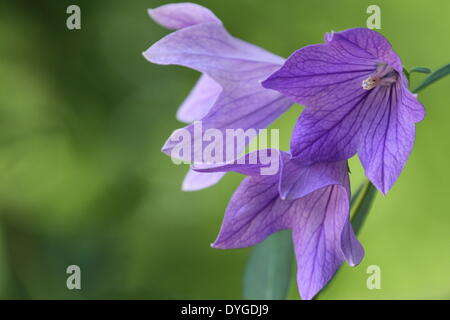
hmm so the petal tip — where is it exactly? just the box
[261,77,273,89]
[210,242,222,249]
[181,184,195,192]
[345,247,365,267]
[324,30,335,43]
[160,139,174,156]
[299,291,315,301]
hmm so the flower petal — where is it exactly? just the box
[161,90,292,164]
[340,219,364,266]
[146,17,292,165]
[262,29,387,108]
[359,82,425,194]
[192,149,284,176]
[262,28,402,104]
[144,22,285,88]
[200,150,287,248]
[211,174,290,249]
[291,184,350,300]
[280,158,348,200]
[148,3,220,30]
[177,74,222,123]
[288,86,375,164]
[215,173,354,300]
[181,169,225,191]
[204,151,361,299]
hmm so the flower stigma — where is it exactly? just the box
[362,63,398,90]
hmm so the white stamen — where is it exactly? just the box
[362,77,377,90]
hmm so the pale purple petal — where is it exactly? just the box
[144,23,285,88]
[213,170,355,300]
[340,219,364,266]
[281,159,364,298]
[146,20,292,164]
[291,184,349,300]
[193,149,283,176]
[202,151,362,299]
[177,74,222,123]
[212,174,290,248]
[182,169,225,191]
[280,158,348,200]
[161,90,292,164]
[148,3,220,30]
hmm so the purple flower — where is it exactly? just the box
[144,3,293,191]
[194,150,364,300]
[263,28,425,194]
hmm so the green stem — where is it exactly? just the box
[350,180,376,235]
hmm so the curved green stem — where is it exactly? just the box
[350,179,377,235]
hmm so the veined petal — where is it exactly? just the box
[291,184,350,300]
[182,169,225,191]
[263,28,424,194]
[148,3,220,30]
[212,166,355,300]
[359,82,425,194]
[280,158,348,200]
[332,28,402,72]
[288,85,375,164]
[204,150,362,299]
[212,174,290,248]
[197,150,288,247]
[340,219,364,266]
[177,74,222,123]
[161,89,292,164]
[144,22,285,88]
[262,30,381,108]
[192,149,284,177]
[147,12,293,168]
[262,28,402,107]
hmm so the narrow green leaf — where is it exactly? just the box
[409,67,432,74]
[413,63,450,93]
[243,230,293,300]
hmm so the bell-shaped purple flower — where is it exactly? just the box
[144,3,293,191]
[263,28,425,194]
[194,150,364,300]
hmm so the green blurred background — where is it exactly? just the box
[0,0,448,299]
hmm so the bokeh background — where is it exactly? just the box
[0,0,449,299]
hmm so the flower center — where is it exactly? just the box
[362,64,398,90]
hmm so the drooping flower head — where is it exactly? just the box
[194,150,364,300]
[263,28,425,194]
[144,3,293,191]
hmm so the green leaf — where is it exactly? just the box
[409,67,432,74]
[413,63,450,93]
[243,230,294,300]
